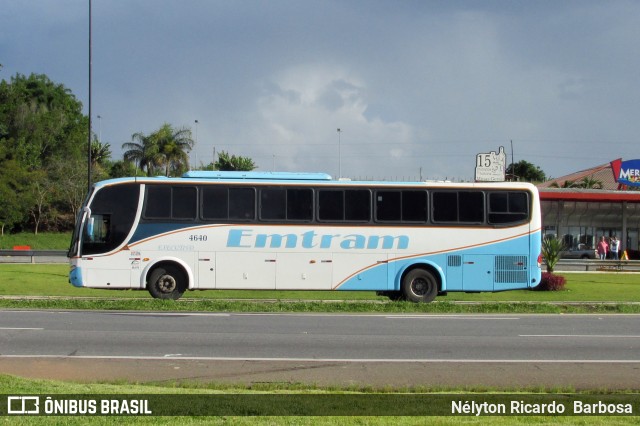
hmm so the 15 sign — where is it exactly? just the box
[475,146,506,182]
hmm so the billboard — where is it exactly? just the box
[475,146,506,182]
[611,158,640,187]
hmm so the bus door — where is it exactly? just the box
[462,255,494,291]
[197,252,216,289]
[215,251,276,289]
[276,253,333,290]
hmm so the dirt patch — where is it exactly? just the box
[1,357,639,390]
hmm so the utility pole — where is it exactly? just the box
[87,0,93,192]
[337,128,342,178]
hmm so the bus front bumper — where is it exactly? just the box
[69,266,84,287]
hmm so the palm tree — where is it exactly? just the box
[541,236,566,273]
[90,138,112,166]
[153,123,194,176]
[122,132,161,175]
[578,176,603,189]
[549,176,602,189]
[122,123,194,176]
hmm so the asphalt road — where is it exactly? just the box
[2,310,640,389]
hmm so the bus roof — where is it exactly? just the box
[92,173,538,192]
[182,171,332,180]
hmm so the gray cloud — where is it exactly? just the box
[2,0,639,180]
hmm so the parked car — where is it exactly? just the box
[560,245,597,259]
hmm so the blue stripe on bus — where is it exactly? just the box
[336,232,540,292]
[129,223,199,243]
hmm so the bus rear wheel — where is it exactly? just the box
[401,268,438,303]
[147,265,187,300]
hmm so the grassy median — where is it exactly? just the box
[0,264,638,313]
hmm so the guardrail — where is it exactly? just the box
[2,250,639,271]
[0,250,67,264]
[552,259,640,272]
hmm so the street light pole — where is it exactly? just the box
[87,0,93,192]
[194,119,198,170]
[337,128,342,178]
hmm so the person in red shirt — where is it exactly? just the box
[597,236,609,260]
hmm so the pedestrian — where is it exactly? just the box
[610,236,620,260]
[597,236,609,260]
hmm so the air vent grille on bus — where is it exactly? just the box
[494,255,528,283]
[447,255,462,267]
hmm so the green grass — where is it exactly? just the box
[0,264,639,313]
[1,264,639,301]
[1,375,638,425]
[0,232,71,250]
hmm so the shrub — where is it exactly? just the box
[533,272,567,291]
[541,236,565,273]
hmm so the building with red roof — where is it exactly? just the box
[537,159,640,258]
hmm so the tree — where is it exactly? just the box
[153,123,194,176]
[0,160,34,234]
[91,138,112,166]
[0,73,86,169]
[214,151,256,171]
[541,236,565,273]
[47,158,88,228]
[122,131,161,175]
[0,73,88,233]
[29,169,53,235]
[549,175,603,189]
[506,160,546,183]
[109,160,144,178]
[577,176,603,189]
[123,123,194,176]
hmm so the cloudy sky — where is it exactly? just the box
[2,0,640,181]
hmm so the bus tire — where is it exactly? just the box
[401,268,438,303]
[147,265,187,300]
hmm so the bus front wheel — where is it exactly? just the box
[401,268,438,303]
[147,265,187,300]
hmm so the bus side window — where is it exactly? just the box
[202,187,228,219]
[376,191,401,221]
[432,191,484,224]
[402,190,428,222]
[172,186,197,220]
[287,188,313,221]
[229,188,255,220]
[345,190,370,221]
[144,186,171,219]
[318,190,343,221]
[488,191,529,224]
[376,190,427,223]
[318,189,370,222]
[459,191,484,223]
[432,192,458,222]
[260,188,286,220]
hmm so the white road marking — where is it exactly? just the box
[387,315,519,320]
[0,327,43,330]
[521,334,640,338]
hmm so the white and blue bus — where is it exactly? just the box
[68,171,542,302]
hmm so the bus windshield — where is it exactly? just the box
[70,183,140,257]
